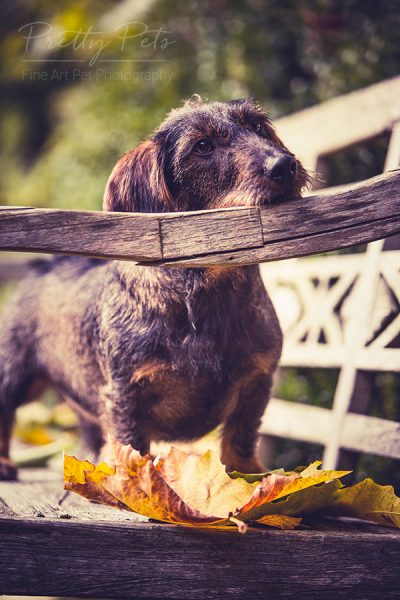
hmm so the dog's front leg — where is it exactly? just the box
[220,374,272,474]
[99,381,150,457]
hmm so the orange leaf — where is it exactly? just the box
[256,514,302,529]
[102,441,224,526]
[64,454,123,508]
[64,442,349,533]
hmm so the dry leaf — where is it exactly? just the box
[327,478,400,527]
[64,440,358,532]
[102,442,223,526]
[154,446,257,517]
[256,514,302,529]
[64,454,123,508]
[235,461,349,523]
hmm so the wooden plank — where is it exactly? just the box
[276,76,400,166]
[0,515,400,599]
[260,170,400,243]
[1,170,399,266]
[154,170,400,266]
[261,399,400,460]
[342,413,400,460]
[0,207,162,261]
[280,347,400,372]
[0,468,149,523]
[161,215,400,267]
[160,207,264,257]
[261,399,331,445]
[281,346,344,368]
[357,348,400,372]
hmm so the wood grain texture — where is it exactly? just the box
[160,207,263,257]
[1,470,399,599]
[160,216,400,266]
[1,169,399,266]
[148,169,400,266]
[0,207,162,260]
[1,516,400,600]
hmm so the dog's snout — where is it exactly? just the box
[266,154,297,182]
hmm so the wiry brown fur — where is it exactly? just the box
[0,97,309,480]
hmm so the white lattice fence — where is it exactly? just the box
[260,78,400,468]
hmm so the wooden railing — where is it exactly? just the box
[1,169,400,266]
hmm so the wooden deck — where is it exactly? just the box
[1,468,400,599]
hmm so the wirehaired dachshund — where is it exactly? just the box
[0,97,309,480]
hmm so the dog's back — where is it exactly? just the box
[0,257,107,410]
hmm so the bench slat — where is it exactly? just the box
[2,469,399,599]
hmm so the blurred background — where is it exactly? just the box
[0,0,399,488]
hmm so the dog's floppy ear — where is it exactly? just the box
[103,139,174,213]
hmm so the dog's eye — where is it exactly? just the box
[193,139,215,155]
[253,122,263,134]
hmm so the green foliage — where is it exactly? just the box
[1,0,400,207]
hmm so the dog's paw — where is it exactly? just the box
[0,457,18,481]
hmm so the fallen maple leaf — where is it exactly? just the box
[64,456,123,508]
[234,461,349,523]
[64,440,354,532]
[154,446,256,518]
[100,442,224,526]
[326,478,400,527]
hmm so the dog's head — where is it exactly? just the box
[103,97,309,213]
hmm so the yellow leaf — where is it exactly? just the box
[64,441,398,534]
[101,441,226,526]
[64,454,122,508]
[327,478,400,528]
[236,463,349,522]
[256,514,302,529]
[155,446,257,517]
[16,425,54,445]
[259,479,344,517]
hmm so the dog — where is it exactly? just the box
[0,97,308,480]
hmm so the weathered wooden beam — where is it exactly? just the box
[155,169,400,266]
[0,207,163,261]
[1,169,399,266]
[0,514,400,599]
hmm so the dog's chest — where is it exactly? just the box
[133,361,230,441]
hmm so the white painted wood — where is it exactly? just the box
[323,239,384,468]
[323,115,400,468]
[261,108,400,469]
[275,76,400,165]
[260,399,331,446]
[261,399,400,460]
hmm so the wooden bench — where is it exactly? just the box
[1,77,400,599]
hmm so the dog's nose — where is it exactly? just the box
[267,155,297,182]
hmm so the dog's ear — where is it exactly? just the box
[103,139,174,213]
